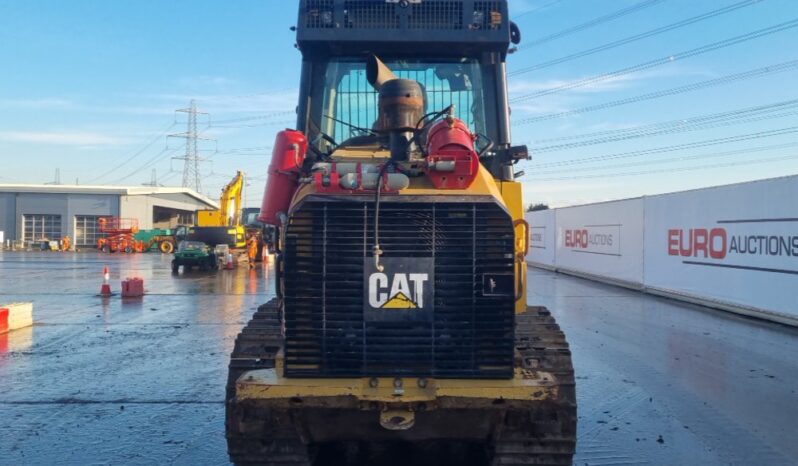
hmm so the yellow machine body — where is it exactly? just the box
[198,170,245,227]
[231,158,562,443]
[188,171,247,249]
[226,2,576,461]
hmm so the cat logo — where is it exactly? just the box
[368,272,429,309]
[364,257,434,322]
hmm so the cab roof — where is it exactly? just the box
[296,0,511,58]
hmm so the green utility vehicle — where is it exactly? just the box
[171,241,218,273]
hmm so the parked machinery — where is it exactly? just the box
[183,171,247,249]
[134,228,177,254]
[98,220,176,254]
[97,217,140,253]
[226,2,575,465]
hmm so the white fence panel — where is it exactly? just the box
[525,210,556,267]
[644,176,798,318]
[554,198,645,285]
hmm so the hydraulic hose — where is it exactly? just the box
[372,162,393,272]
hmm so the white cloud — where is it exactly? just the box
[174,75,241,89]
[0,98,75,110]
[520,179,617,208]
[508,64,717,98]
[0,85,299,117]
[511,98,574,116]
[148,90,299,115]
[0,130,124,146]
[509,73,644,96]
[509,0,537,14]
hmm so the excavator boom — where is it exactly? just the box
[187,171,247,248]
[220,170,244,227]
[198,171,245,227]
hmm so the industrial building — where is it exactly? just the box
[0,184,218,248]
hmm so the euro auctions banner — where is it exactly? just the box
[526,209,556,267]
[644,176,798,317]
[555,198,645,284]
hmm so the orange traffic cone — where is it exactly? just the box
[100,266,112,296]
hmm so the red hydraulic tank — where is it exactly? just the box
[426,117,476,155]
[425,118,480,190]
[259,129,308,225]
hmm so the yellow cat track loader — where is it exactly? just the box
[226,1,576,464]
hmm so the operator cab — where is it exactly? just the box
[309,57,493,153]
[295,0,525,179]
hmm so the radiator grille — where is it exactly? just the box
[344,1,400,29]
[282,196,516,378]
[408,2,463,30]
[305,0,335,29]
[474,1,503,30]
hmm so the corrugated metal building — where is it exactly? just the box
[0,184,218,248]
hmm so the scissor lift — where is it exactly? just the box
[97,217,141,253]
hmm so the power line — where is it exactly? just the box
[513,0,565,20]
[111,146,183,184]
[210,119,296,129]
[531,109,798,152]
[213,87,297,101]
[529,141,798,176]
[217,146,272,153]
[214,146,274,156]
[519,0,668,49]
[512,59,798,125]
[527,125,798,169]
[84,122,176,184]
[524,99,798,153]
[509,0,761,75]
[210,111,294,126]
[510,18,798,101]
[526,153,798,181]
[215,152,272,157]
[159,170,181,185]
[529,98,798,144]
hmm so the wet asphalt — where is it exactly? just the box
[0,252,796,465]
[528,268,798,466]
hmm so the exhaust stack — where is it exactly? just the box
[366,55,399,91]
[366,55,425,161]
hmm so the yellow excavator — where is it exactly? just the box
[198,170,245,228]
[226,2,575,465]
[178,171,247,248]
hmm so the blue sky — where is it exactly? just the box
[0,0,796,207]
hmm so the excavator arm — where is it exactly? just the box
[219,171,244,227]
[198,171,245,227]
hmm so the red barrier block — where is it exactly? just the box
[121,278,145,298]
[0,308,8,334]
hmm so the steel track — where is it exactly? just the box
[226,301,576,466]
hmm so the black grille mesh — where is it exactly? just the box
[282,196,516,378]
[344,1,400,29]
[305,0,335,29]
[474,1,503,30]
[408,2,463,30]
